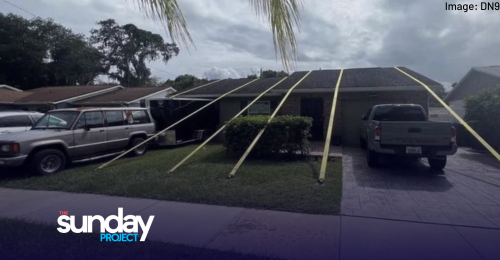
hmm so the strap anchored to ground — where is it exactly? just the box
[228,71,313,178]
[318,69,344,184]
[168,77,289,173]
[394,66,500,162]
[96,78,259,170]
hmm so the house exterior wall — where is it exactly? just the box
[449,100,465,123]
[280,90,429,144]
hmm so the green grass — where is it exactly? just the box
[0,218,281,260]
[0,145,342,214]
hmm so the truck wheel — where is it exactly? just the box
[367,150,379,168]
[31,149,67,175]
[428,156,447,171]
[129,137,147,157]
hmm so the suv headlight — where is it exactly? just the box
[0,144,20,153]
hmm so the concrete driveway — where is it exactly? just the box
[341,147,500,228]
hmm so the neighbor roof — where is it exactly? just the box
[0,84,23,91]
[73,86,175,105]
[177,67,441,97]
[445,66,500,102]
[0,89,33,103]
[15,85,122,104]
[472,66,500,78]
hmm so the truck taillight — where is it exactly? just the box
[374,126,381,141]
[451,126,457,143]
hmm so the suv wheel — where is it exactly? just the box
[130,137,147,157]
[367,150,379,168]
[31,149,67,175]
[428,156,447,171]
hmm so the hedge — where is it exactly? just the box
[224,115,313,158]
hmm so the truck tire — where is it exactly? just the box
[367,150,379,168]
[428,156,446,171]
[31,149,67,175]
[129,137,147,157]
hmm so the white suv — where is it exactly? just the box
[0,111,44,135]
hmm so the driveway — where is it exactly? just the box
[341,147,500,228]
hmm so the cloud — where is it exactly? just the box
[2,0,500,86]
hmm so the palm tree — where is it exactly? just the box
[135,0,302,71]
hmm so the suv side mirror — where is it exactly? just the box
[362,115,367,120]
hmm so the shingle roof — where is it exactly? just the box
[73,86,173,105]
[0,89,33,103]
[178,67,441,96]
[472,66,500,78]
[15,85,120,103]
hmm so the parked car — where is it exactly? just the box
[0,108,155,175]
[0,111,44,134]
[360,104,458,170]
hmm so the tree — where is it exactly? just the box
[171,74,208,91]
[260,70,289,78]
[464,87,500,150]
[90,19,179,87]
[0,13,104,89]
[247,74,258,79]
[133,0,302,71]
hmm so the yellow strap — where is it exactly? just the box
[169,77,289,173]
[319,69,344,183]
[169,79,223,98]
[228,71,313,177]
[97,78,259,170]
[395,67,500,161]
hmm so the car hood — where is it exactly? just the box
[0,130,71,142]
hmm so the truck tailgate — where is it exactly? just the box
[380,121,451,146]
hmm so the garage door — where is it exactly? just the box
[341,100,390,147]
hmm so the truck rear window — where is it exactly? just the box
[373,107,426,121]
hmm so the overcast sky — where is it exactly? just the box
[2,0,499,90]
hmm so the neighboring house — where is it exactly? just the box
[177,67,441,147]
[445,66,500,123]
[72,86,176,108]
[12,85,123,112]
[0,89,33,110]
[428,107,452,122]
[0,85,23,92]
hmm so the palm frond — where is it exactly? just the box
[250,0,302,71]
[134,0,194,49]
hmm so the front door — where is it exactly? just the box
[301,98,324,141]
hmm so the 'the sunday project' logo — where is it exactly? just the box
[57,208,154,242]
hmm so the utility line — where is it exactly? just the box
[2,0,38,17]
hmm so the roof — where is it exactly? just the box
[73,86,174,105]
[0,85,22,91]
[15,85,122,104]
[177,67,441,97]
[0,111,44,117]
[53,107,149,112]
[445,66,500,102]
[0,89,33,103]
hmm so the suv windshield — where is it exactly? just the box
[32,111,79,130]
[373,107,426,121]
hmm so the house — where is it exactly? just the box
[0,85,23,92]
[445,66,500,123]
[0,89,33,110]
[176,67,441,147]
[72,86,176,107]
[11,85,123,112]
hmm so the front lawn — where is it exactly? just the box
[0,144,342,215]
[0,218,281,260]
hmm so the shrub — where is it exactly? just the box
[464,87,500,150]
[224,115,313,158]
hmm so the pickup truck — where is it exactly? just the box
[359,104,457,170]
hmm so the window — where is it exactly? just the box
[248,101,271,115]
[125,110,150,125]
[373,107,426,121]
[32,111,79,130]
[106,111,126,127]
[75,112,104,129]
[31,114,43,123]
[0,115,33,127]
